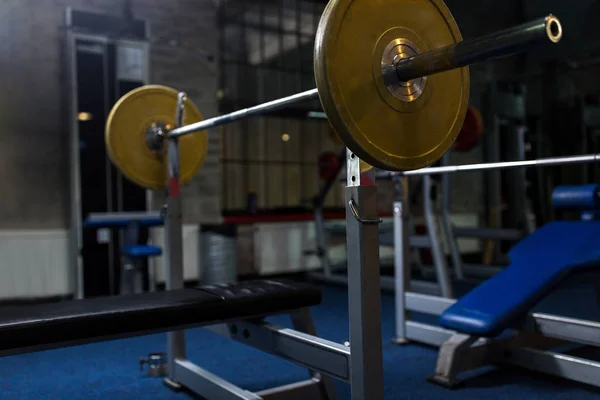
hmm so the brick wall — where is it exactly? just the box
[0,0,221,229]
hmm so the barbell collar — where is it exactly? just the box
[168,88,319,138]
[392,15,562,83]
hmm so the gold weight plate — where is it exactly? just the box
[314,0,469,171]
[106,85,208,189]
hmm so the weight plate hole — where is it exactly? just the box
[546,17,562,42]
[550,21,559,37]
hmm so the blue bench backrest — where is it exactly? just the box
[440,184,600,337]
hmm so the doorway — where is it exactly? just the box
[66,10,150,298]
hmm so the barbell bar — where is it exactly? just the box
[105,0,563,190]
[375,154,600,179]
[168,89,319,138]
[168,15,561,140]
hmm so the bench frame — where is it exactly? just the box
[392,186,600,389]
[162,99,386,400]
[398,292,600,388]
[165,309,346,400]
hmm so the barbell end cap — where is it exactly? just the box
[545,15,563,43]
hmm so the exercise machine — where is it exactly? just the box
[84,211,163,294]
[431,184,600,388]
[392,161,600,388]
[448,83,535,279]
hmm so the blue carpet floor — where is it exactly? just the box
[1,283,600,399]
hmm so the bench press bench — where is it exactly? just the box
[0,280,344,399]
[429,184,600,388]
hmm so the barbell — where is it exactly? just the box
[376,154,600,179]
[105,0,563,190]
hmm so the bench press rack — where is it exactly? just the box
[160,93,384,399]
[137,14,564,399]
[0,7,566,400]
[386,154,600,389]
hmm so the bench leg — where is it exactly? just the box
[290,309,339,400]
[428,333,478,388]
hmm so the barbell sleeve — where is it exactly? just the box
[169,88,319,138]
[393,15,562,82]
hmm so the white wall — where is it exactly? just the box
[252,214,480,274]
[150,222,323,280]
[0,212,480,300]
[0,230,71,299]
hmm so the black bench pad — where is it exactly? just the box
[0,280,320,355]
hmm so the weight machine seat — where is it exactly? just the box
[0,280,320,356]
[440,221,600,337]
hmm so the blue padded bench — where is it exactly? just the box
[430,184,600,389]
[440,184,600,337]
[440,221,600,337]
[121,245,162,258]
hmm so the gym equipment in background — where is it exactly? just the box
[392,172,600,388]
[396,84,536,284]
[453,107,483,152]
[309,166,449,297]
[319,151,342,181]
[460,83,534,278]
[430,184,600,387]
[83,212,163,294]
